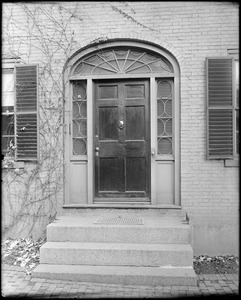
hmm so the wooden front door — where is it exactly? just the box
[94,79,150,201]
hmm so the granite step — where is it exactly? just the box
[47,215,191,244]
[32,264,197,286]
[40,242,193,267]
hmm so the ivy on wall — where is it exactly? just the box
[2,2,156,239]
[2,2,80,239]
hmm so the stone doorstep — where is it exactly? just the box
[32,264,197,287]
[40,241,193,267]
[47,223,191,244]
[36,210,195,287]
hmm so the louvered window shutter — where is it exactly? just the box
[206,58,234,159]
[15,65,39,160]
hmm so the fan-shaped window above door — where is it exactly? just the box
[72,47,174,75]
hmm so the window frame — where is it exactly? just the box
[2,67,15,158]
[71,79,88,158]
[2,61,18,162]
[225,49,239,167]
[2,60,39,165]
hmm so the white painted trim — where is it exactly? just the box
[63,74,71,205]
[69,73,174,81]
[87,79,94,204]
[150,77,157,205]
[174,75,180,206]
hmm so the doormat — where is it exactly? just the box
[94,216,144,225]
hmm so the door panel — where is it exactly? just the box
[99,107,118,140]
[99,85,118,99]
[126,106,145,140]
[126,157,146,191]
[99,158,120,191]
[125,84,145,99]
[95,79,150,200]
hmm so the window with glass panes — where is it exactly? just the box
[2,69,15,157]
[2,64,39,160]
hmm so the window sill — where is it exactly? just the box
[2,159,25,169]
[224,159,239,167]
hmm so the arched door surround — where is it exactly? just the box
[63,40,180,207]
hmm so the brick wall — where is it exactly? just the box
[2,2,239,254]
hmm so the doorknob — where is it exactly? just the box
[118,118,124,130]
[151,149,156,157]
[95,146,99,157]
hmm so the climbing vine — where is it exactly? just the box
[2,2,82,239]
[110,4,156,32]
[2,1,157,239]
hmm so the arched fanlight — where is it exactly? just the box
[72,47,173,75]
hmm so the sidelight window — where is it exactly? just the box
[157,79,173,155]
[72,80,87,156]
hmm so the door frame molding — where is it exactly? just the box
[63,40,180,207]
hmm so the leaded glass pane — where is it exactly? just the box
[79,102,87,118]
[73,120,87,138]
[73,81,86,100]
[127,65,151,74]
[157,79,173,155]
[157,100,164,116]
[158,138,172,155]
[157,80,172,98]
[73,138,87,155]
[73,48,173,75]
[157,119,165,136]
[72,80,87,156]
[165,119,172,135]
[165,100,172,117]
[100,51,113,58]
[73,102,87,118]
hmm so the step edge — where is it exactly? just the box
[32,264,197,286]
[41,241,193,249]
[32,264,197,278]
[33,264,196,273]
